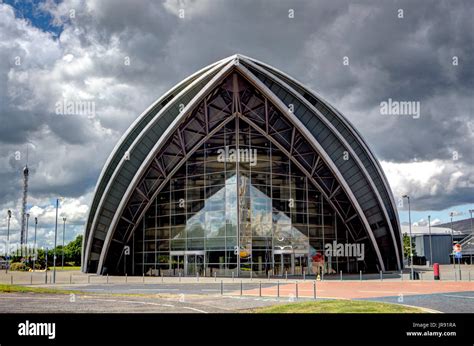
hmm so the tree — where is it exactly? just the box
[9,235,83,269]
[63,234,82,265]
[403,233,417,262]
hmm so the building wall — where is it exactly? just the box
[415,235,452,265]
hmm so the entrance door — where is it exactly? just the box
[282,253,293,275]
[294,254,308,275]
[273,252,294,276]
[171,255,184,276]
[186,253,204,276]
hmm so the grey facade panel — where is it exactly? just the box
[416,235,452,265]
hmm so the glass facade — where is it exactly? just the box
[85,63,402,275]
[133,117,352,277]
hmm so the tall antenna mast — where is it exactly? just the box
[20,146,29,255]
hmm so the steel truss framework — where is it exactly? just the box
[103,72,376,273]
[84,55,402,275]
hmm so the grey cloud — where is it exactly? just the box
[0,0,471,220]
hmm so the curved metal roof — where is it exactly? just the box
[83,54,403,274]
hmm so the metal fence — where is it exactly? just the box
[0,269,472,286]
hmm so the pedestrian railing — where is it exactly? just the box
[0,269,472,286]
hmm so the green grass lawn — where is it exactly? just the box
[251,300,423,313]
[0,284,81,295]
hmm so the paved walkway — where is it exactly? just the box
[240,281,474,299]
[1,271,473,313]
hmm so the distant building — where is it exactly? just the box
[402,225,466,265]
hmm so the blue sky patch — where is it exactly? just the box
[5,0,63,37]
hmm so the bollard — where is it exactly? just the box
[455,270,457,281]
[401,270,403,281]
[250,270,253,281]
[69,274,72,284]
[420,272,423,281]
[30,274,33,285]
[340,270,342,281]
[360,270,362,281]
[232,272,235,282]
[179,272,181,283]
[380,271,383,281]
[214,272,217,282]
[107,274,109,284]
[285,271,288,280]
[240,280,243,296]
[125,273,128,283]
[268,271,270,280]
[143,274,145,283]
[88,275,90,284]
[322,271,324,281]
[313,281,317,300]
[295,282,298,300]
[11,275,13,285]
[303,271,306,281]
[196,272,199,282]
[162,273,164,283]
[45,271,48,284]
[259,281,262,297]
[277,281,280,299]
[220,280,223,296]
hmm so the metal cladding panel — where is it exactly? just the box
[83,64,216,245]
[242,63,399,268]
[257,72,389,207]
[85,73,219,263]
[248,60,400,234]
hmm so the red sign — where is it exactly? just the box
[312,253,324,263]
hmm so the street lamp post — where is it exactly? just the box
[428,215,433,266]
[53,199,59,284]
[469,209,474,237]
[62,217,66,270]
[402,195,414,280]
[5,210,11,274]
[45,247,48,283]
[25,213,30,261]
[450,212,455,268]
[33,217,38,271]
[470,209,473,264]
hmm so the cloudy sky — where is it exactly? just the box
[0,0,472,250]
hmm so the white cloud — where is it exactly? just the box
[163,0,215,18]
[381,159,473,209]
[413,217,442,227]
[0,0,472,252]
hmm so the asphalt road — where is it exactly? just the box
[0,291,306,313]
[361,290,474,313]
[51,282,277,296]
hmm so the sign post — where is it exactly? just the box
[453,244,462,280]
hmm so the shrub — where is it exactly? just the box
[9,262,29,271]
